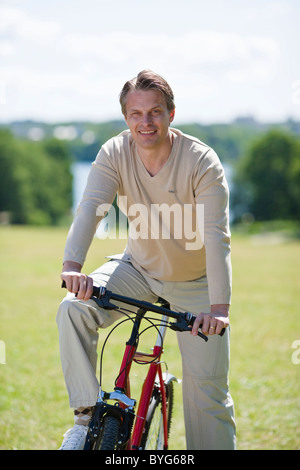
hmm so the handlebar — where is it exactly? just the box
[61,281,225,341]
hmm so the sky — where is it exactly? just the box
[0,0,300,125]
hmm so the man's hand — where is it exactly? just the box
[191,304,230,336]
[60,261,94,301]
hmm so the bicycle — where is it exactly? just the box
[62,282,225,450]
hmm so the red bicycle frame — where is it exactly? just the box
[113,311,170,449]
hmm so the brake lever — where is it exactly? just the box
[169,318,208,342]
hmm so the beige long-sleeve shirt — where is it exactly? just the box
[64,128,232,305]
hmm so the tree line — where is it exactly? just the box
[0,122,299,226]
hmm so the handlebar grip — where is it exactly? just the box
[61,280,102,298]
[188,314,226,337]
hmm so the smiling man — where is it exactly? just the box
[123,88,175,175]
[57,70,236,450]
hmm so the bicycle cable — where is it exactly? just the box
[111,312,167,387]
[97,306,173,390]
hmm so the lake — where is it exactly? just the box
[72,161,92,213]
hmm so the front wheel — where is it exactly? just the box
[140,380,174,450]
[93,415,121,450]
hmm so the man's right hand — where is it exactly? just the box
[61,261,94,301]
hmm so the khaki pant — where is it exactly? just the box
[56,255,236,450]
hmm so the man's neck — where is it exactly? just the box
[137,131,173,177]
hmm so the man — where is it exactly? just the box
[57,70,236,450]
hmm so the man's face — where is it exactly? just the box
[124,89,175,151]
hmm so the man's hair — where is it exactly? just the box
[119,70,175,116]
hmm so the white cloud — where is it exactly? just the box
[0,5,60,42]
[58,29,281,121]
[64,30,279,80]
[0,1,297,123]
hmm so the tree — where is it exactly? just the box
[232,129,300,221]
[0,129,73,225]
[0,130,17,213]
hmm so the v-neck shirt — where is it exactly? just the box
[64,128,231,305]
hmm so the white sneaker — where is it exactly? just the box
[59,424,88,450]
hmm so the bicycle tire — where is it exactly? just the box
[93,415,121,450]
[140,380,174,450]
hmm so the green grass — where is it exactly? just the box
[0,225,299,450]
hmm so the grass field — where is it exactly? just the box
[0,225,299,450]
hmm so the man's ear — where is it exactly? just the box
[169,109,175,123]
